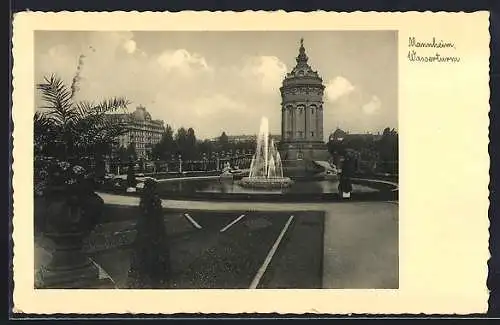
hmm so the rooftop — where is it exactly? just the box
[281,38,324,88]
[106,106,164,125]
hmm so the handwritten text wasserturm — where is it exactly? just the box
[407,36,460,63]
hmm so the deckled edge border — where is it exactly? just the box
[8,10,494,318]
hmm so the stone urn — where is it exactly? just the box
[36,179,114,288]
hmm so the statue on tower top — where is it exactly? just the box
[296,37,308,65]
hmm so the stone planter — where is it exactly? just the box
[36,183,115,288]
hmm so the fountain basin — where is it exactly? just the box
[239,176,294,189]
[101,177,398,202]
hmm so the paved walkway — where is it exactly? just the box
[96,192,399,289]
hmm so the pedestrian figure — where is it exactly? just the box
[126,161,137,189]
[127,178,171,288]
[338,154,354,198]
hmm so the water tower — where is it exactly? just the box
[279,38,330,177]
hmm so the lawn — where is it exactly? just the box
[90,209,325,289]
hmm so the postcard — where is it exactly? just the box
[12,11,490,315]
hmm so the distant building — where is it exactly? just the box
[328,127,382,143]
[209,134,281,144]
[329,128,348,142]
[107,106,165,159]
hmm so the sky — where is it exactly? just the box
[35,30,398,140]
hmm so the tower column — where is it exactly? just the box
[281,108,286,140]
[318,105,323,141]
[304,102,309,140]
[309,105,313,140]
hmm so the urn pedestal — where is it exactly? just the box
[37,232,115,289]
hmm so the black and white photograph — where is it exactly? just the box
[11,10,492,316]
[32,30,399,290]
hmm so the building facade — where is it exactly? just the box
[108,106,165,159]
[329,128,382,143]
[279,39,330,176]
[209,134,281,144]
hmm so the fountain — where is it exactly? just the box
[240,117,294,188]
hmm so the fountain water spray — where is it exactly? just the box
[240,117,293,188]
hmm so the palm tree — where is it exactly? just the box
[34,110,56,155]
[35,74,131,161]
[34,75,132,289]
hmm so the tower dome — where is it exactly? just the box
[132,105,151,121]
[281,38,324,88]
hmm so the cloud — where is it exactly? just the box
[84,31,136,59]
[323,82,384,134]
[240,56,287,93]
[150,92,251,139]
[35,32,286,140]
[157,49,212,76]
[325,76,355,102]
[192,94,246,118]
[48,44,70,59]
[362,95,382,115]
[35,32,394,140]
[123,39,137,54]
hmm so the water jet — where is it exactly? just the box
[240,117,294,189]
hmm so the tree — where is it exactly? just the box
[185,128,198,160]
[327,138,346,156]
[152,124,175,160]
[174,127,188,157]
[34,111,58,156]
[35,74,130,161]
[117,145,129,163]
[219,131,229,151]
[198,139,214,157]
[378,127,398,174]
